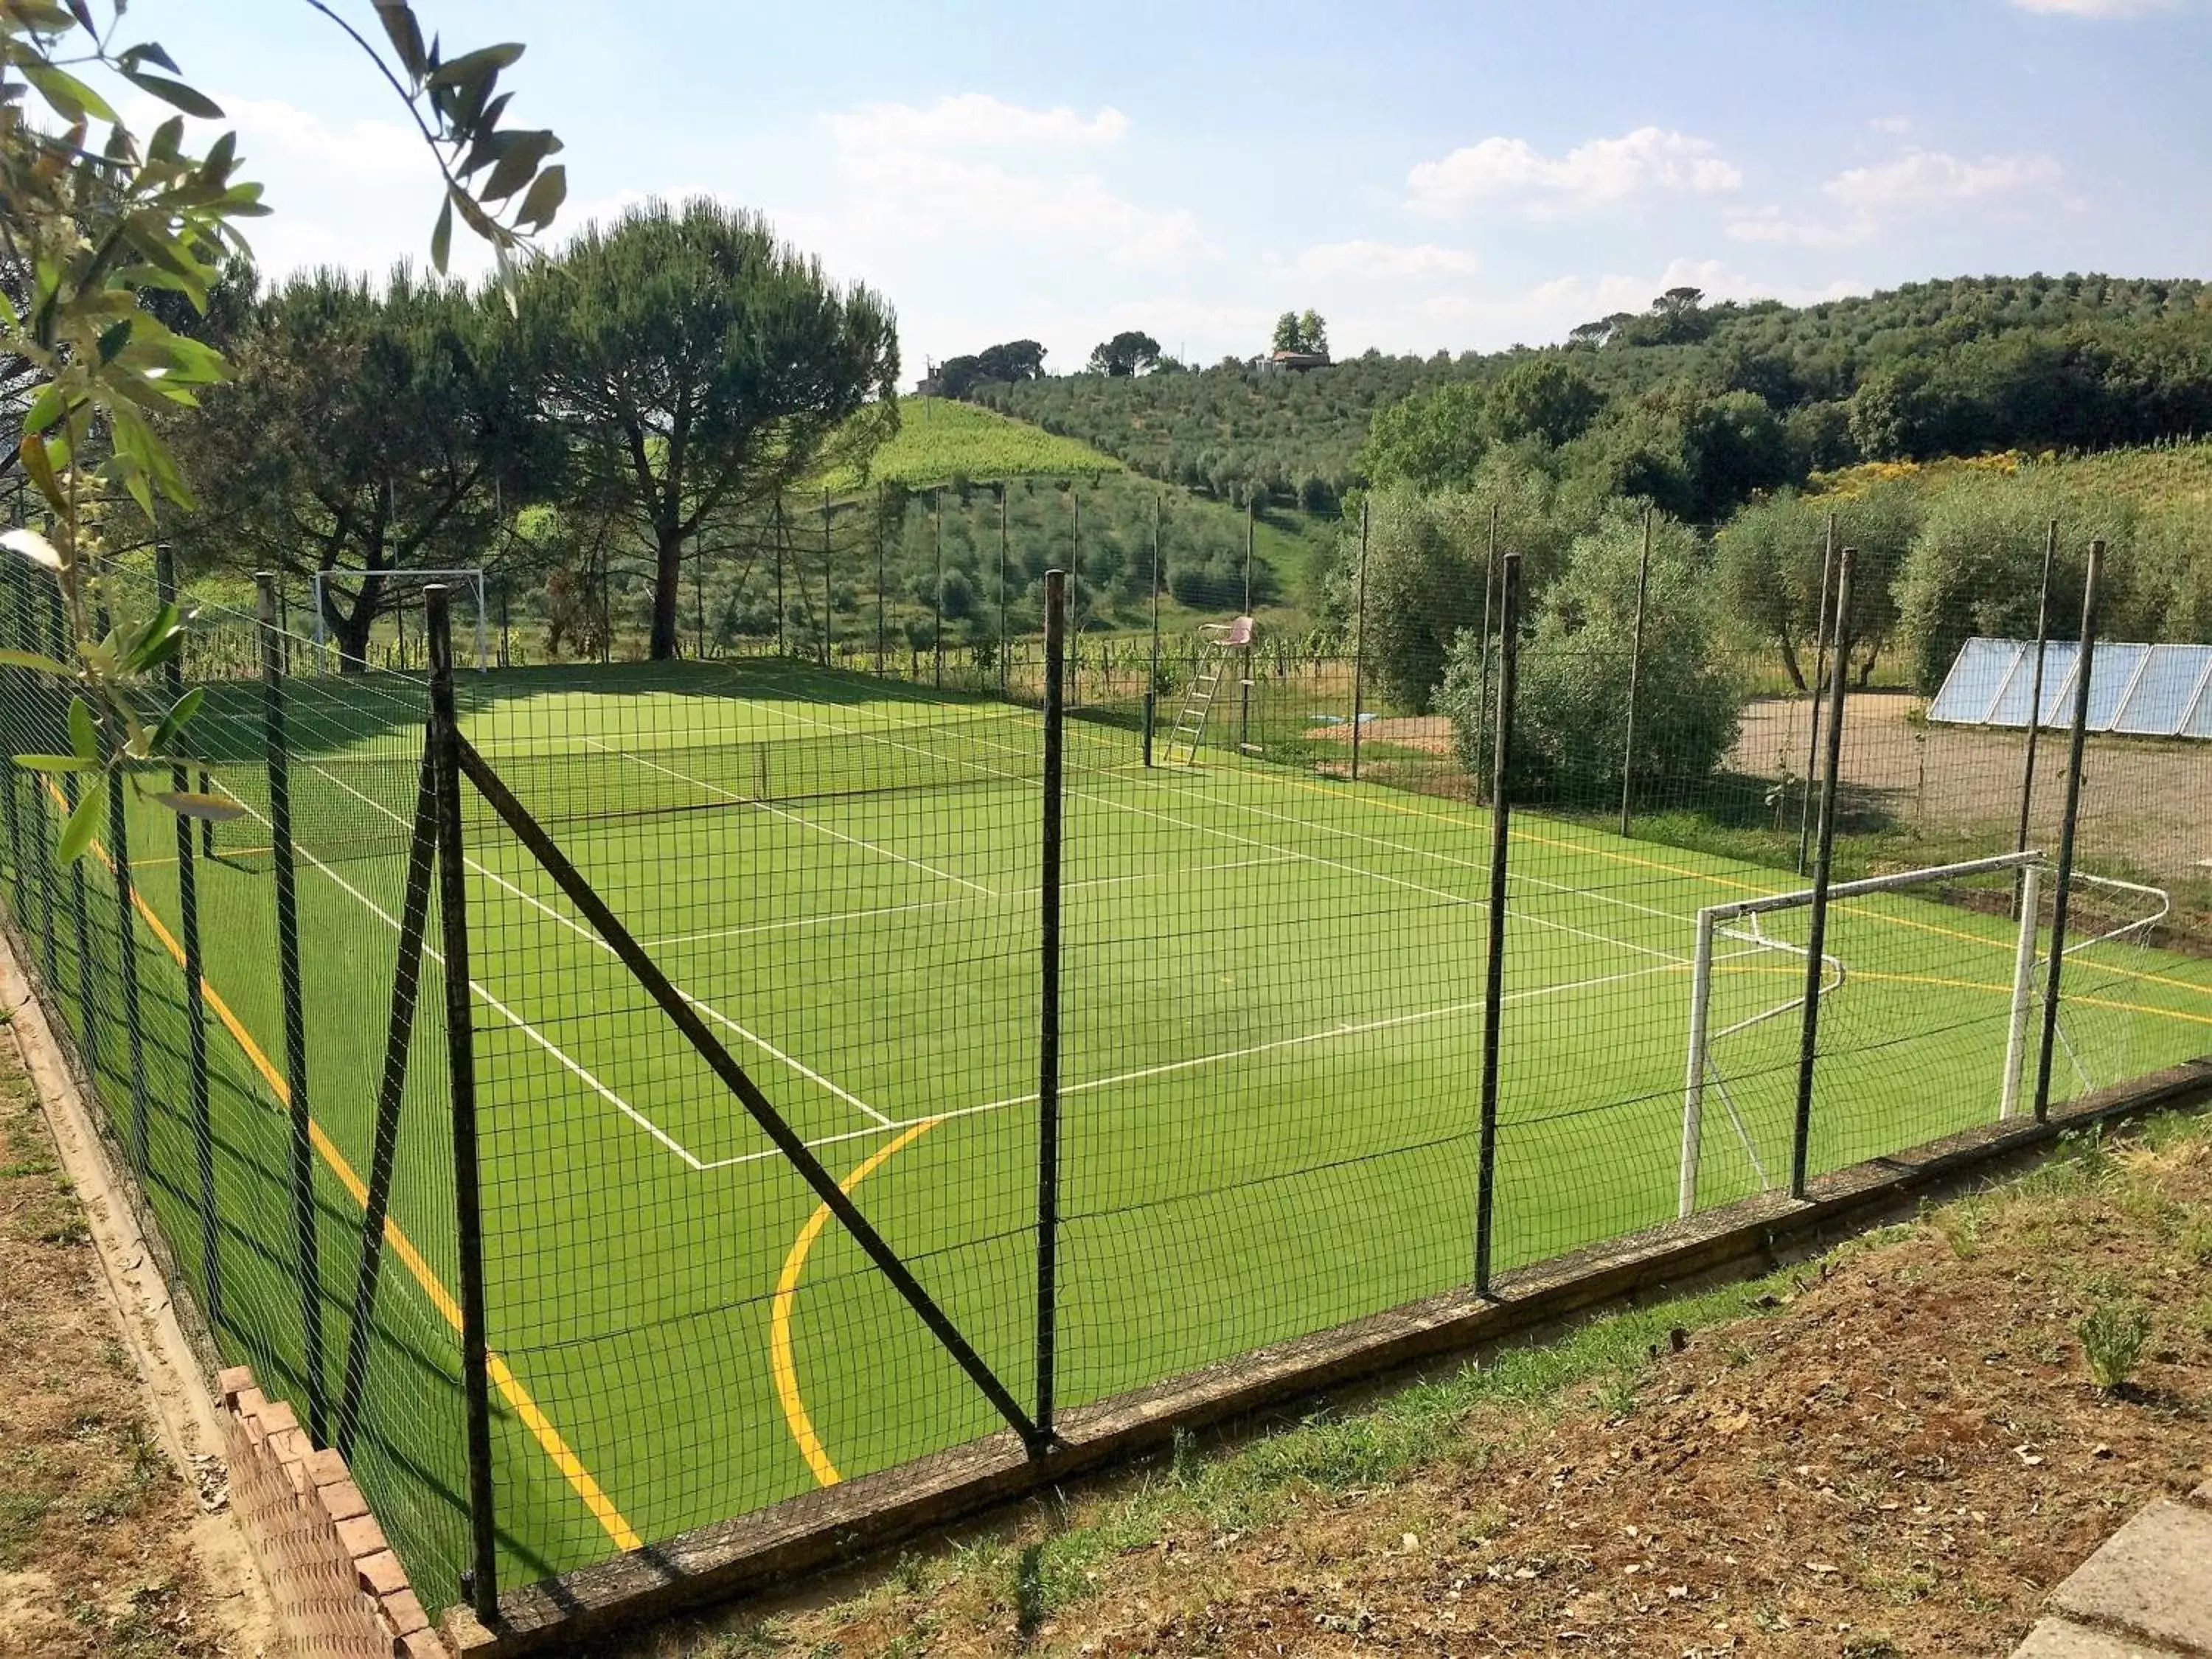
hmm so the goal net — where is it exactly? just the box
[1677,852,2171,1217]
[309,568,489,672]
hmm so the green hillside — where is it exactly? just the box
[820,398,1122,493]
[978,274,2212,524]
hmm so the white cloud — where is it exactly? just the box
[1870,115,1913,135]
[823,93,1128,153]
[1824,148,2062,209]
[1405,127,1742,217]
[819,94,1199,269]
[1724,206,1872,247]
[1294,240,1480,279]
[2010,0,2175,15]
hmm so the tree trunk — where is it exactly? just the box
[1777,632,1806,693]
[325,574,381,673]
[648,523,684,659]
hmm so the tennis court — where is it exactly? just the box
[32,656,2212,1601]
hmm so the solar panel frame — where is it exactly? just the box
[1928,636,2212,740]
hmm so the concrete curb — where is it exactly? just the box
[2011,1481,2212,1655]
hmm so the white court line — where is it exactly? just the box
[695,947,1766,1170]
[217,785,705,1169]
[580,734,993,897]
[637,856,1295,950]
[310,762,894,1130]
[742,697,1686,966]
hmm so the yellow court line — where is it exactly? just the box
[1271,771,2212,1003]
[47,786,640,1551]
[770,1117,944,1488]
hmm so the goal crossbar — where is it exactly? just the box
[1679,850,2043,1219]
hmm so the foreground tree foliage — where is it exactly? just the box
[167,266,554,666]
[0,0,560,852]
[522,198,900,660]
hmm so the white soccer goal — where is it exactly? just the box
[310,568,487,672]
[1676,851,2170,1218]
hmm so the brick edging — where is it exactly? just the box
[218,1365,445,1658]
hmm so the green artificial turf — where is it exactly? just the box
[6,656,2208,1610]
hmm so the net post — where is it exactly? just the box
[1350,498,1368,784]
[2001,861,2042,1120]
[427,585,498,1621]
[158,543,221,1328]
[1679,908,1717,1217]
[1147,495,1163,734]
[94,599,151,1173]
[1798,514,1837,875]
[1475,550,1522,1297]
[1034,568,1067,1446]
[2033,540,2103,1124]
[1619,505,1653,838]
[337,744,438,1458]
[257,572,325,1442]
[1791,546,1856,1200]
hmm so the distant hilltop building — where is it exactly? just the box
[1265,349,1331,372]
[915,372,944,397]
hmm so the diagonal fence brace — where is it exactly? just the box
[337,738,440,1458]
[452,736,1051,1458]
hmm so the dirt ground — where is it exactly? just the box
[1733,692,2212,885]
[602,1112,2212,1659]
[0,1026,263,1658]
[1315,691,2212,886]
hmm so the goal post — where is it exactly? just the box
[310,568,488,672]
[1678,850,2043,1218]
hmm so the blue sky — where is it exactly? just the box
[141,1,2211,383]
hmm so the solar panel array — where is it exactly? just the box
[1928,637,2212,739]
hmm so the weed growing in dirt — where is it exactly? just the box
[2078,1301,2154,1391]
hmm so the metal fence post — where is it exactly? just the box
[1474,551,1522,1297]
[426,586,498,1620]
[2015,519,2059,869]
[258,573,325,1443]
[2033,540,2104,1124]
[1069,488,1082,708]
[94,601,150,1173]
[1034,568,1067,1446]
[15,568,57,986]
[1618,506,1653,837]
[1797,514,1837,876]
[821,487,833,669]
[1239,498,1253,753]
[998,485,1010,700]
[159,543,220,1326]
[1144,497,1161,766]
[1791,546,1856,1200]
[1350,498,1369,784]
[44,577,100,1072]
[1476,503,1500,805]
[932,499,944,689]
[875,484,888,679]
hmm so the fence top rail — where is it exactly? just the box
[1699,851,2042,925]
